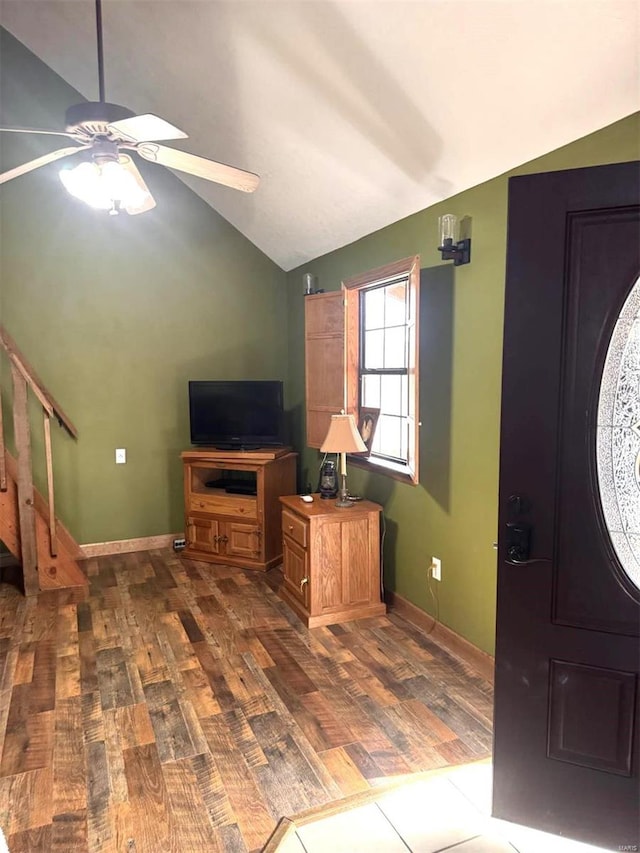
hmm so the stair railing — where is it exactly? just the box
[0,325,77,594]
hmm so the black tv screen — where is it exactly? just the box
[189,380,285,449]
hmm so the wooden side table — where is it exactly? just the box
[279,494,386,628]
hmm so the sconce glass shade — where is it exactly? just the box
[437,213,471,265]
[320,413,367,507]
[60,154,150,214]
[439,213,459,246]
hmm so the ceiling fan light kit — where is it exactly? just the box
[59,148,151,216]
[0,1,259,216]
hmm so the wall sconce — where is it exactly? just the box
[438,214,471,266]
[303,273,317,295]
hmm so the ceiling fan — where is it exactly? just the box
[0,0,259,215]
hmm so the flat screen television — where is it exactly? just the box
[189,380,285,449]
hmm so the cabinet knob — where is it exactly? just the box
[300,577,309,593]
[288,525,294,532]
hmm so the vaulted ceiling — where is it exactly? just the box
[1,1,638,270]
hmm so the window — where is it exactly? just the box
[344,256,420,484]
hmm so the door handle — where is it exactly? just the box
[300,577,309,593]
[506,521,531,563]
[504,494,551,565]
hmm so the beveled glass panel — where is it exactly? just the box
[596,276,640,591]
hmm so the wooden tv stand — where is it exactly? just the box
[181,447,297,572]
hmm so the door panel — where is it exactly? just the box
[493,161,640,850]
[547,659,636,776]
[553,210,640,632]
[225,522,261,560]
[187,516,219,554]
[282,537,309,607]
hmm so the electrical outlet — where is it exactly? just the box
[430,556,442,581]
[115,448,126,464]
[173,538,186,551]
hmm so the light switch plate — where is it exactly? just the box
[115,448,126,464]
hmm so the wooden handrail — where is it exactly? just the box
[0,325,78,438]
[0,386,6,491]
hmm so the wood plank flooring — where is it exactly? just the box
[0,549,493,852]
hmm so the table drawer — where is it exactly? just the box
[189,492,257,520]
[282,509,308,548]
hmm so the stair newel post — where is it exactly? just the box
[11,364,38,595]
[0,385,7,492]
[43,411,58,557]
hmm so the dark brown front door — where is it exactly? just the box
[493,160,640,850]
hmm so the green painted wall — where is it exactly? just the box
[0,29,288,545]
[285,112,640,655]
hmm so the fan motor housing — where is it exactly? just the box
[65,101,135,135]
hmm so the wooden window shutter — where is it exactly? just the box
[305,291,347,448]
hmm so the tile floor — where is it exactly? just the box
[273,761,611,852]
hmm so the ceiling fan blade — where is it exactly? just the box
[0,145,88,185]
[0,127,77,139]
[117,154,156,215]
[108,114,188,143]
[136,143,260,193]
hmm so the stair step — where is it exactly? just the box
[0,451,87,592]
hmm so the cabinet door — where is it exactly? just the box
[282,537,309,608]
[186,517,220,554]
[225,522,262,561]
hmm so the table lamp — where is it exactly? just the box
[320,413,367,507]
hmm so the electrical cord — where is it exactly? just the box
[425,565,439,634]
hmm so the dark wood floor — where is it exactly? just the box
[0,549,493,852]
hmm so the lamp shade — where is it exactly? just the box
[320,414,367,454]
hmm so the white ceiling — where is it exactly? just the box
[1,1,638,271]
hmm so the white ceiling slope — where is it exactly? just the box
[1,1,638,271]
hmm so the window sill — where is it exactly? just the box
[348,454,418,486]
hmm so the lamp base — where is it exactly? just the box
[335,498,353,508]
[335,481,353,508]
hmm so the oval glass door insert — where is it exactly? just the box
[596,276,640,591]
